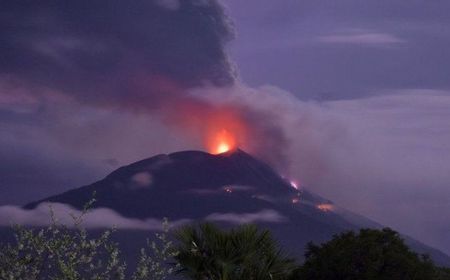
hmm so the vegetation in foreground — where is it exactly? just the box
[174,223,296,280]
[292,228,447,280]
[0,202,449,279]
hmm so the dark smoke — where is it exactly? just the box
[0,0,289,168]
[0,0,235,98]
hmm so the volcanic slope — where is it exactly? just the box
[24,149,450,266]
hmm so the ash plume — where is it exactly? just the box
[0,0,290,169]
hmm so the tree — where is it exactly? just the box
[174,223,296,280]
[293,228,436,280]
[0,199,177,280]
[131,218,180,280]
[0,200,126,280]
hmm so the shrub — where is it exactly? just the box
[0,199,177,280]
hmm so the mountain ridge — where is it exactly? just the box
[22,149,450,266]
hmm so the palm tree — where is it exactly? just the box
[173,223,296,280]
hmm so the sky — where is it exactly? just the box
[1,0,450,255]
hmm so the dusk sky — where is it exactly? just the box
[1,0,450,255]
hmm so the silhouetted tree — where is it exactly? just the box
[0,198,177,280]
[174,223,296,280]
[292,228,436,280]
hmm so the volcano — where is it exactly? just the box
[24,149,450,266]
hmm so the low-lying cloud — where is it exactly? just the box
[205,209,288,224]
[0,203,190,230]
[318,30,405,45]
[0,204,287,229]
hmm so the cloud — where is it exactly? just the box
[0,0,237,130]
[318,30,405,45]
[185,185,255,195]
[0,203,191,230]
[206,209,288,224]
[0,204,286,229]
[288,90,450,254]
[1,0,235,95]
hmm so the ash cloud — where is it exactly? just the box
[0,0,236,117]
[0,0,235,95]
[0,0,290,169]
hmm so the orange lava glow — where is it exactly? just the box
[316,203,334,212]
[210,129,236,154]
[204,108,246,154]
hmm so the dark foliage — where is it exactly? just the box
[292,228,438,280]
[174,223,296,280]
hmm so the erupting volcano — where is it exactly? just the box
[22,148,450,267]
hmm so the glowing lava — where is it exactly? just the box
[208,129,237,154]
[316,203,334,212]
[202,107,246,155]
[217,142,231,154]
[224,186,233,193]
[290,180,299,190]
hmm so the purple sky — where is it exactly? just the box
[1,0,450,255]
